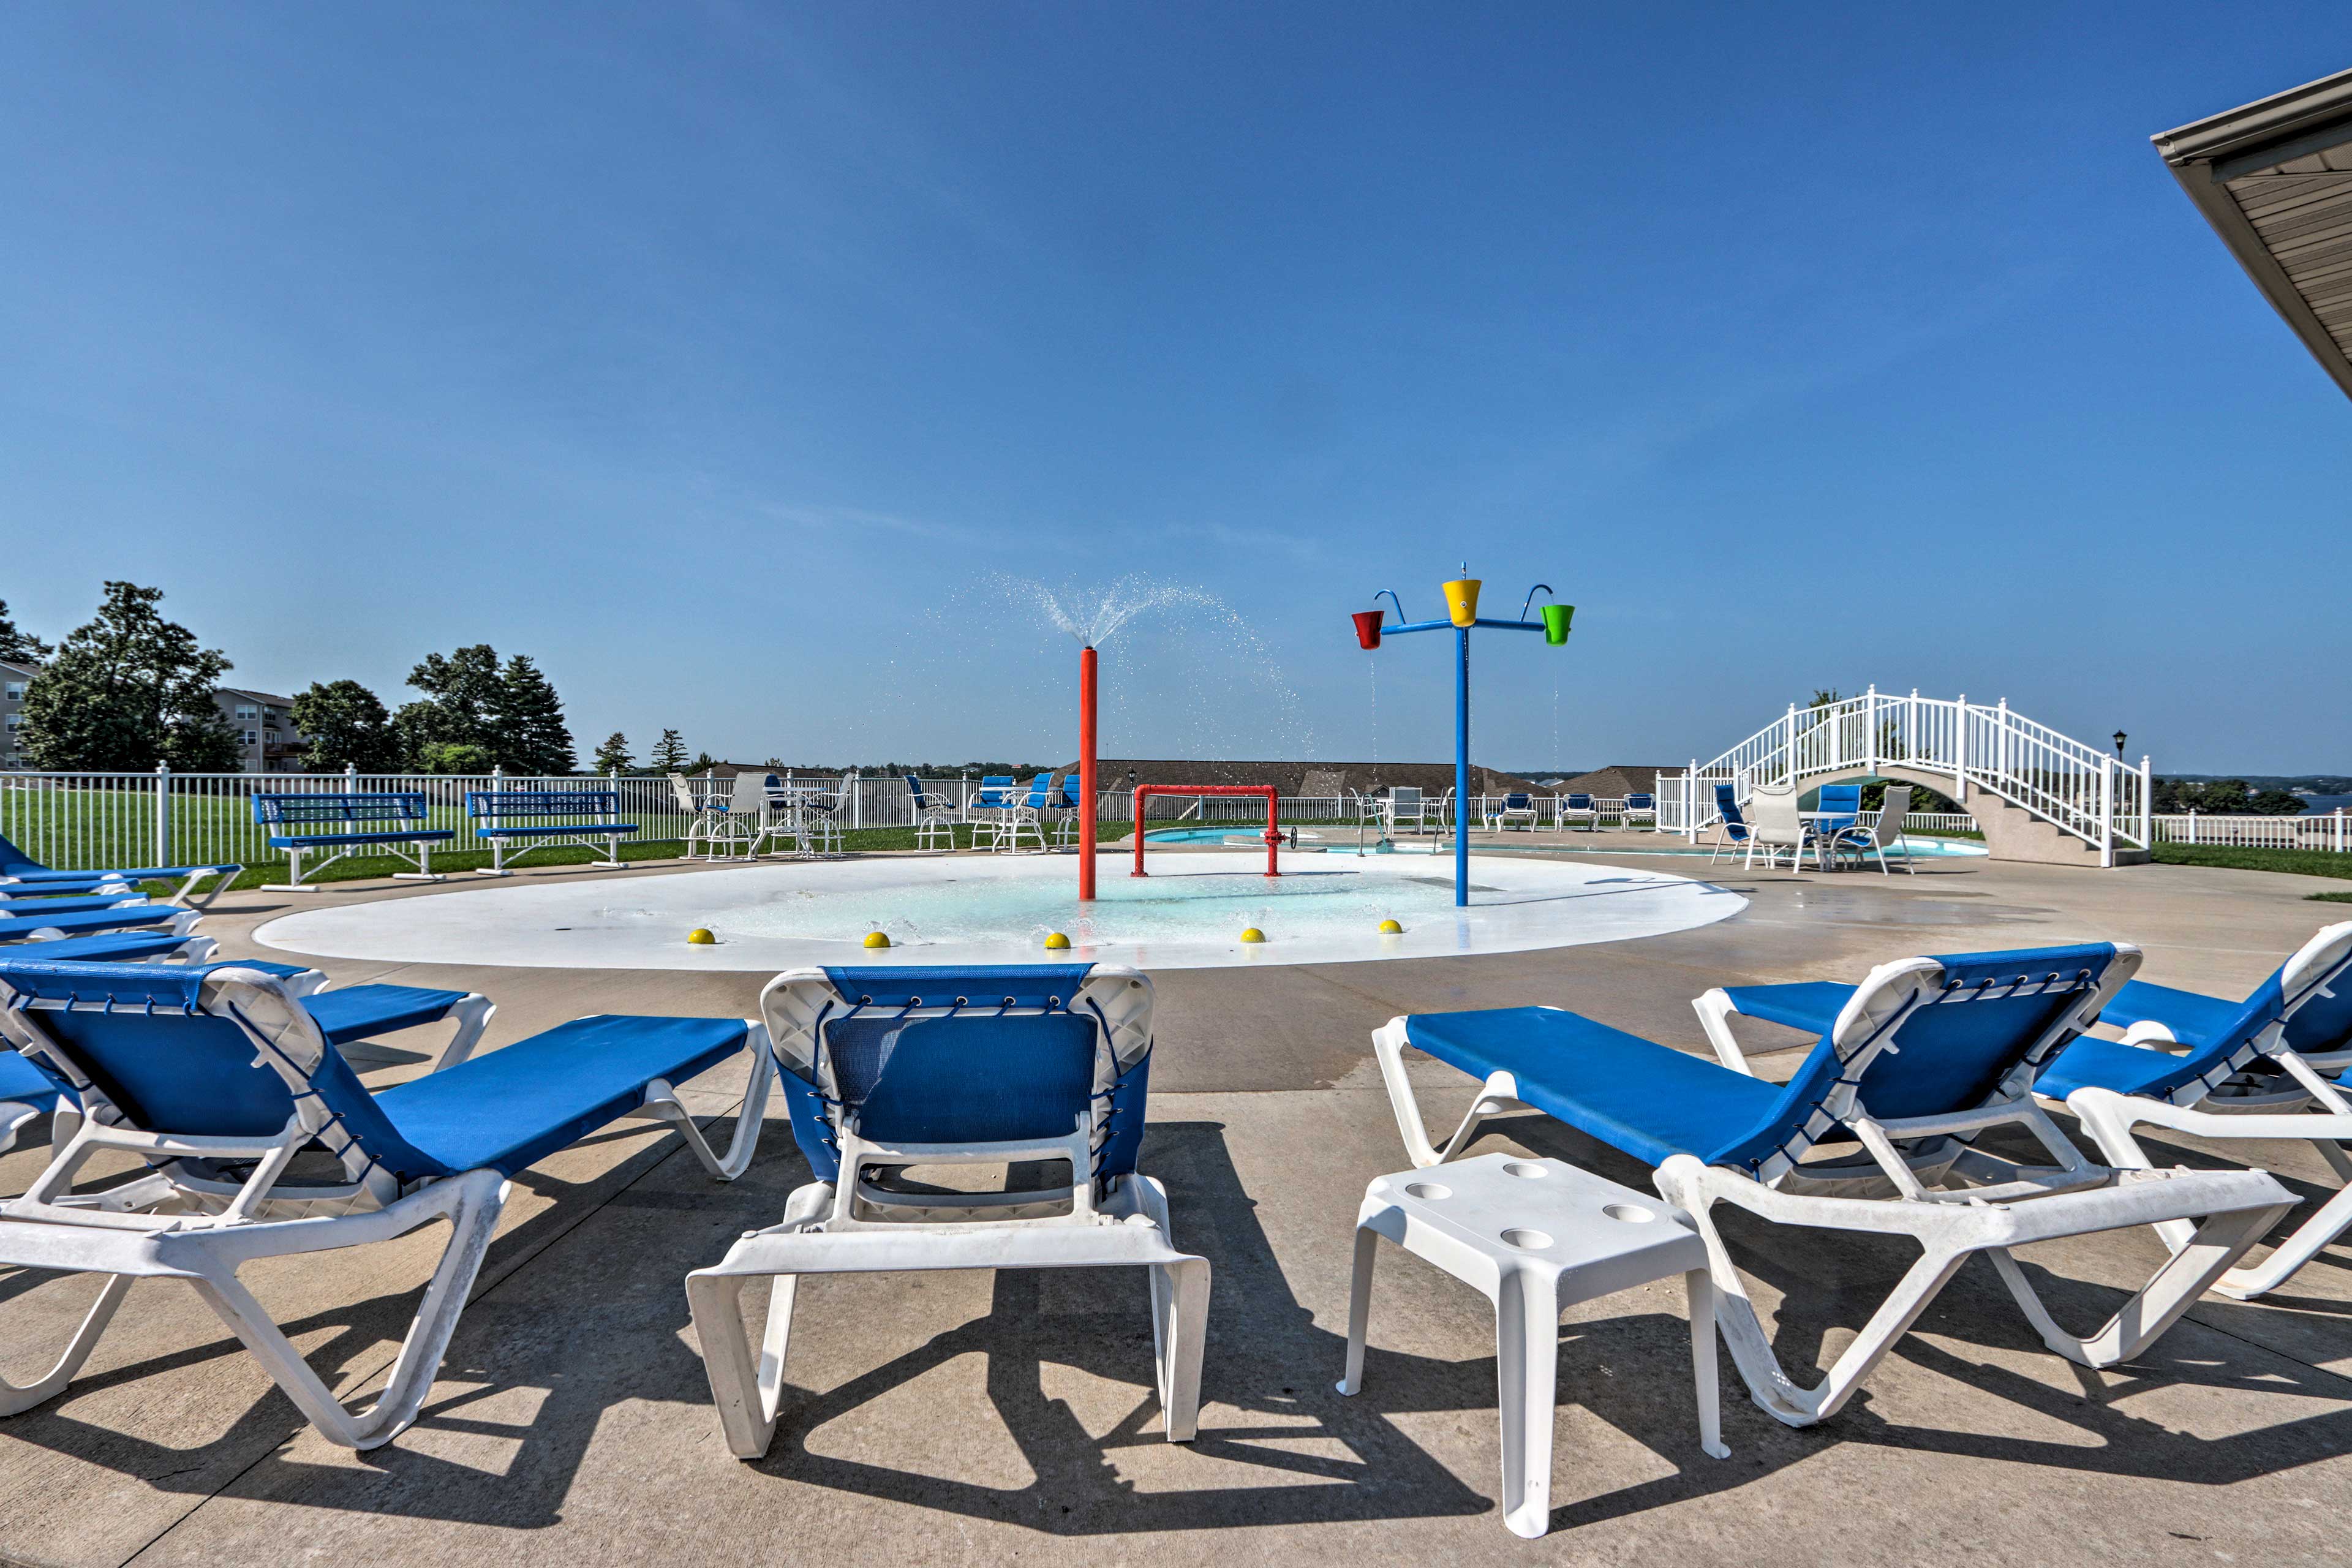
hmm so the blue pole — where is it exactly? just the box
[1454,624,1470,906]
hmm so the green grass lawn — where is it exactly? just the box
[2149,842,2352,899]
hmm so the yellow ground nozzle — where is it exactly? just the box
[1378,918,1404,935]
[1240,927,1267,944]
[686,928,715,946]
[863,931,892,949]
[1044,932,1072,949]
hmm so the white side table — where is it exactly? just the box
[1335,1153,1729,1539]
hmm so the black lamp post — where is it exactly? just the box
[2112,730,2127,759]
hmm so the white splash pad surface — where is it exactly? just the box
[253,851,1745,971]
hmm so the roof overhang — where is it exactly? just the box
[2155,67,2352,400]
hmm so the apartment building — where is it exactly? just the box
[214,687,308,774]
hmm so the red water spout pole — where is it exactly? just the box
[1078,644,1098,901]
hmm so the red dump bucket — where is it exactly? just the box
[1352,609,1384,649]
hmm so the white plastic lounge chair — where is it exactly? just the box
[903,774,960,851]
[687,963,1208,1459]
[1556,793,1597,832]
[2035,922,2352,1300]
[1373,943,2293,1427]
[1742,785,1811,870]
[0,829,241,910]
[1485,793,1537,832]
[0,958,773,1447]
[1619,792,1657,831]
[1827,785,1913,874]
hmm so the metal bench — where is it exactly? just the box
[466,790,639,875]
[252,793,454,891]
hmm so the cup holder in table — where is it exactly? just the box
[1499,1227,1553,1251]
[1602,1202,1656,1224]
[1501,1161,1548,1180]
[1403,1182,1450,1202]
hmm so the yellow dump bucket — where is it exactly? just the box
[1442,578,1481,627]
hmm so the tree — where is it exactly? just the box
[593,731,633,775]
[393,643,575,774]
[17,582,243,770]
[420,741,494,775]
[394,644,503,766]
[690,750,718,774]
[2154,777,2307,816]
[496,654,575,775]
[292,679,404,772]
[650,729,688,772]
[0,600,50,664]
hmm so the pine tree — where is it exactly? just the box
[593,731,633,775]
[650,728,688,772]
[0,600,51,664]
[394,644,503,767]
[495,654,575,775]
[18,582,243,770]
[292,679,404,772]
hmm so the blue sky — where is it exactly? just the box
[4,4,2347,773]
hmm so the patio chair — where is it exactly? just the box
[1742,785,1812,870]
[1828,785,1914,875]
[0,959,773,1446]
[748,774,807,859]
[686,963,1208,1459]
[1814,783,1863,839]
[903,774,960,852]
[1556,793,1597,832]
[1703,783,1754,864]
[0,961,481,1156]
[673,773,744,861]
[1000,774,1055,854]
[1485,793,1538,832]
[1370,943,2293,1427]
[1044,773,1085,848]
[2035,921,2352,1300]
[1385,786,1426,836]
[1620,792,1657,831]
[967,775,1018,851]
[0,829,241,911]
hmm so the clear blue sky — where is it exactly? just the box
[5,4,2346,774]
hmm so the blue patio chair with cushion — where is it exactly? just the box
[1556,792,1597,831]
[1485,793,1538,832]
[2031,921,2352,1300]
[0,959,774,1447]
[1619,791,1657,831]
[1371,943,2293,1427]
[687,963,1208,1459]
[0,829,241,910]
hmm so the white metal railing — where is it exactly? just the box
[1656,688,2155,867]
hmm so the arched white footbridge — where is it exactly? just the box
[1659,688,2152,867]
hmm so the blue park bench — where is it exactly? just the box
[253,793,455,890]
[466,790,640,875]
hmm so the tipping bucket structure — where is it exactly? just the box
[1352,611,1385,650]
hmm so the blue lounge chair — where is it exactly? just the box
[1373,944,2292,1427]
[0,829,241,910]
[1620,791,1657,831]
[687,963,1208,1459]
[1485,793,1537,832]
[0,929,216,965]
[1558,792,1597,831]
[0,960,477,1154]
[0,899,200,943]
[2032,921,2352,1300]
[0,959,773,1447]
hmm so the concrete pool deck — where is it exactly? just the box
[3,845,2349,1564]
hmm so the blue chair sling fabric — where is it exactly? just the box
[0,903,186,940]
[1713,783,1751,843]
[1405,944,2123,1183]
[1814,783,1863,835]
[772,964,1151,1189]
[0,829,239,889]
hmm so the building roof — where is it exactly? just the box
[2155,68,2352,400]
[1556,764,1677,799]
[217,687,299,707]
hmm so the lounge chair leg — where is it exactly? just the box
[685,1267,798,1460]
[1493,1265,1560,1539]
[431,995,497,1071]
[0,1272,134,1416]
[179,1169,508,1449]
[1686,1269,1729,1460]
[1336,1223,1380,1396]
[1981,1196,2291,1366]
[1155,1255,1210,1442]
[2210,1177,2352,1299]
